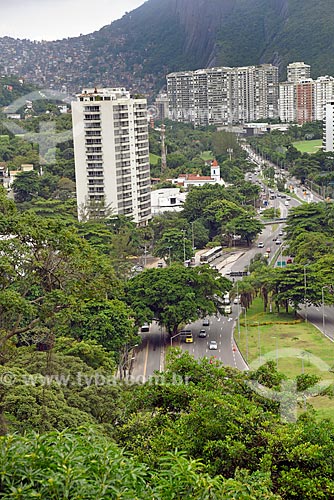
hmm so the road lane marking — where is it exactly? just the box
[143,338,149,380]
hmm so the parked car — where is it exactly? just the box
[209,340,218,350]
[157,262,164,268]
[287,258,293,264]
[199,329,207,338]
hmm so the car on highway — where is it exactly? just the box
[264,252,270,258]
[209,340,218,350]
[202,318,210,326]
[284,200,289,206]
[224,305,232,314]
[276,239,282,245]
[233,296,240,304]
[257,241,264,248]
[286,196,291,201]
[266,247,271,253]
[199,329,207,338]
[278,230,284,236]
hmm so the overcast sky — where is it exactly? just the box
[0,0,146,41]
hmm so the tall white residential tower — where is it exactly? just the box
[323,101,334,152]
[72,88,151,224]
[287,62,311,83]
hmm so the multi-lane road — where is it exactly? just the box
[130,145,333,381]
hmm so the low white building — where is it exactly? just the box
[172,160,225,189]
[151,188,187,215]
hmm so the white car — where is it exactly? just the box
[257,242,264,248]
[224,305,232,314]
[209,340,218,350]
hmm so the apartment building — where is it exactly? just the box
[167,64,278,126]
[72,88,151,225]
[279,81,296,123]
[279,70,334,124]
[314,76,334,121]
[296,79,314,124]
[287,62,311,84]
[323,101,334,152]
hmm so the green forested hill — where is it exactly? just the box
[0,0,334,96]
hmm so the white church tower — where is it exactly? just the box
[211,159,221,183]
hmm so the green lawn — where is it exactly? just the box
[234,298,334,421]
[149,152,160,165]
[236,298,334,380]
[200,150,213,161]
[236,297,334,420]
[293,139,322,154]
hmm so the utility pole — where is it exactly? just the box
[160,123,167,171]
[191,222,195,253]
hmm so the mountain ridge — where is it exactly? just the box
[0,0,333,98]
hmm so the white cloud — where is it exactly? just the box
[0,0,146,40]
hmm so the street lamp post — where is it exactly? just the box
[272,336,278,368]
[181,229,186,263]
[257,321,261,361]
[191,222,195,253]
[170,332,182,346]
[242,306,248,362]
[237,281,240,342]
[304,265,308,322]
[322,286,326,335]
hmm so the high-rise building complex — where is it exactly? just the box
[279,68,334,124]
[323,101,334,152]
[166,64,279,126]
[72,88,151,225]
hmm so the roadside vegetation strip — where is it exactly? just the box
[292,139,322,154]
[236,298,334,382]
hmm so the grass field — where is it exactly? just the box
[149,153,160,165]
[235,297,334,420]
[293,139,322,154]
[200,150,213,161]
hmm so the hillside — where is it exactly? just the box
[0,0,334,97]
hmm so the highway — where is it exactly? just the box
[179,313,248,370]
[130,144,333,381]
